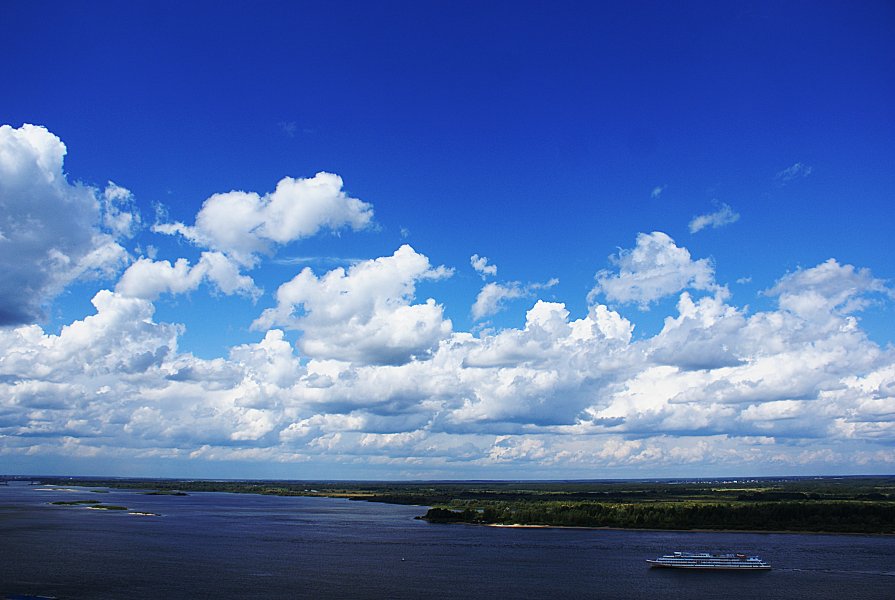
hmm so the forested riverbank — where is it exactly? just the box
[421,499,894,533]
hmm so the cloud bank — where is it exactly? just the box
[2,125,894,478]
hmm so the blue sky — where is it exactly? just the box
[1,1,894,479]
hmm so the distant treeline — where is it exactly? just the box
[422,500,895,533]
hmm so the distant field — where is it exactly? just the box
[33,476,895,534]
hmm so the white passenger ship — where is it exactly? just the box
[646,552,771,570]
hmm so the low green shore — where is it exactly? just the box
[35,476,895,534]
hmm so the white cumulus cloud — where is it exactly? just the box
[470,254,497,278]
[688,202,740,233]
[116,252,260,300]
[767,258,893,317]
[0,124,138,325]
[253,245,453,365]
[590,231,717,308]
[472,282,527,320]
[471,278,559,320]
[154,172,373,267]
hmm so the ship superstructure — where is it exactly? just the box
[646,552,771,570]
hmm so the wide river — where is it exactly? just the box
[1,484,893,599]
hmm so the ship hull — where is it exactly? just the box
[646,560,771,571]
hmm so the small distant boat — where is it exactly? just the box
[647,552,771,570]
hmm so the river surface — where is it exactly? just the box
[1,483,893,599]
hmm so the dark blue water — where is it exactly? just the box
[1,484,893,599]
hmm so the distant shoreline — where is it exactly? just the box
[26,476,895,536]
[482,523,895,536]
